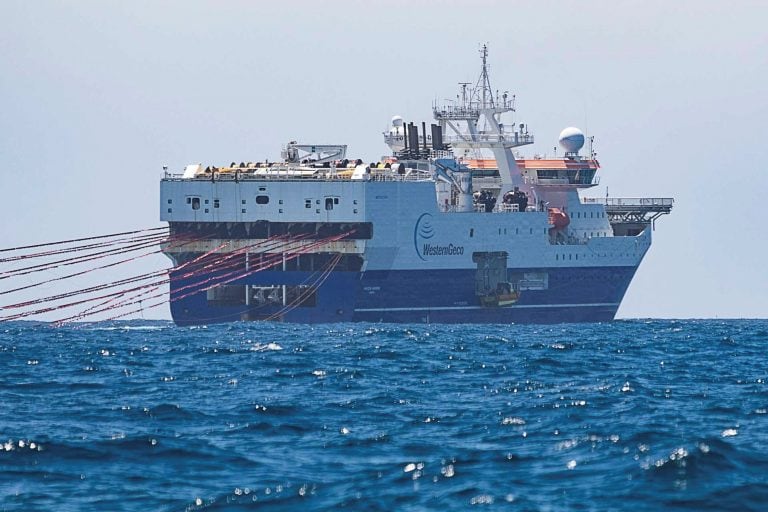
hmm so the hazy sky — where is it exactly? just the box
[1,0,766,320]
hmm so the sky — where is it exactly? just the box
[1,0,766,320]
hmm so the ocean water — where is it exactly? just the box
[1,319,767,511]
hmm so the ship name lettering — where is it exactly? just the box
[422,243,464,256]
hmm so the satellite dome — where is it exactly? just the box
[391,115,404,127]
[558,127,585,153]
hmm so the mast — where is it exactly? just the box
[432,45,534,195]
[475,44,493,109]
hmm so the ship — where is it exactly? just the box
[159,46,672,325]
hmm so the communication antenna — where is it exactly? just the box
[458,82,471,106]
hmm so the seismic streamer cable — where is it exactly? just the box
[0,231,171,263]
[48,234,307,324]
[57,241,233,323]
[0,227,168,254]
[80,231,354,323]
[0,233,209,296]
[0,230,354,324]
[0,235,169,279]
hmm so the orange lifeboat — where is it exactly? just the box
[548,208,570,229]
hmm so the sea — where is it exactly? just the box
[1,319,767,511]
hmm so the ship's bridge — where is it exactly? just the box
[463,157,600,188]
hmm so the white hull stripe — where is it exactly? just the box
[354,303,620,313]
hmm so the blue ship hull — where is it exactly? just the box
[168,265,637,325]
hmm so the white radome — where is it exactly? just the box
[558,127,585,153]
[391,115,404,127]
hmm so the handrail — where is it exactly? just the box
[525,176,600,186]
[582,197,674,206]
[163,169,433,183]
[442,133,534,145]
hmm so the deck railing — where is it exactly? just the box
[582,197,674,207]
[163,169,432,183]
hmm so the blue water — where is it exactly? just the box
[1,320,767,511]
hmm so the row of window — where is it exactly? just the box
[168,207,361,215]
[172,196,273,209]
[556,252,636,261]
[305,197,342,210]
[169,196,357,209]
[470,226,612,238]
[469,227,547,237]
[167,196,359,215]
[573,211,606,219]
[574,231,610,238]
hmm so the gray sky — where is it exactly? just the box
[1,0,766,320]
